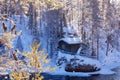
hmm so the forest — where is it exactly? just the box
[0,0,120,80]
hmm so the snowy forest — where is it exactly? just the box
[0,0,120,80]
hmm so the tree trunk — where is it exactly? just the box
[106,34,109,56]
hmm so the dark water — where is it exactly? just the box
[1,67,120,80]
[42,67,120,80]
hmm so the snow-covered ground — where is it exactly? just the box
[0,15,120,77]
[46,67,115,77]
[45,51,116,77]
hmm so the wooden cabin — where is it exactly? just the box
[58,37,82,55]
[58,37,88,55]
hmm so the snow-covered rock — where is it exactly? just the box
[56,52,101,72]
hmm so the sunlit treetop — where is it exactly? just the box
[15,0,64,11]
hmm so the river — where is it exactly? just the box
[0,67,120,80]
[42,67,120,80]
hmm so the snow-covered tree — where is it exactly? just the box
[27,2,34,30]
[24,40,56,80]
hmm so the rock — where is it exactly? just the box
[65,63,100,72]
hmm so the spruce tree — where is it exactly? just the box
[28,2,34,30]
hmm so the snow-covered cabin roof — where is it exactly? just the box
[59,37,81,44]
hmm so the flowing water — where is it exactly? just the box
[0,67,120,80]
[42,67,120,80]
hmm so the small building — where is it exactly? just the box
[58,37,82,55]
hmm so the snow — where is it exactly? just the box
[0,68,10,75]
[47,68,90,77]
[100,49,120,70]
[2,15,33,52]
[50,51,118,76]
[46,67,115,77]
[0,72,9,75]
[57,51,101,67]
[46,61,115,77]
[0,15,120,77]
[59,37,81,44]
[76,47,83,55]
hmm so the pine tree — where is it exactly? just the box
[89,0,100,57]
[27,2,40,43]
[32,7,40,43]
[28,2,34,30]
[3,0,8,15]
